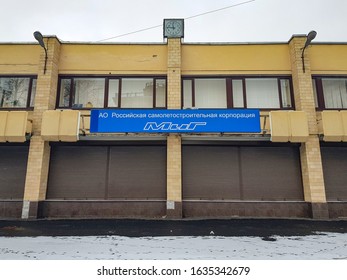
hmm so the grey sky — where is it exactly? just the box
[1,0,347,43]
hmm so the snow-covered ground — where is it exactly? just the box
[0,232,346,260]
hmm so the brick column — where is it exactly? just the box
[22,36,61,219]
[289,36,328,219]
[166,38,182,218]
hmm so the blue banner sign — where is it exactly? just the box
[90,109,260,133]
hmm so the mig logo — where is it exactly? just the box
[143,122,207,131]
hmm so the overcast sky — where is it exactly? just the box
[1,0,347,43]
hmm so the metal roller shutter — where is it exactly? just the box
[240,146,303,200]
[0,145,29,199]
[108,146,166,199]
[47,144,166,200]
[182,146,241,200]
[182,145,303,201]
[321,146,347,201]
[47,146,108,199]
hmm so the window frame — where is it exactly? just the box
[0,75,37,110]
[181,76,294,110]
[312,76,347,110]
[56,75,167,109]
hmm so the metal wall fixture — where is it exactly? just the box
[301,30,317,73]
[33,31,48,74]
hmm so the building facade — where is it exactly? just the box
[1,23,347,220]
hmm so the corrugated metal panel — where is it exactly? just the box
[241,147,303,200]
[0,146,29,199]
[321,147,347,201]
[47,146,108,199]
[182,146,241,200]
[47,145,166,200]
[183,145,303,201]
[108,146,166,199]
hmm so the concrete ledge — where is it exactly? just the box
[310,203,329,219]
[183,201,311,219]
[328,202,347,219]
[166,201,182,219]
[40,200,166,219]
[0,201,23,219]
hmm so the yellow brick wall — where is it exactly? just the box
[300,136,326,202]
[181,44,292,75]
[289,36,318,134]
[166,39,182,208]
[167,135,182,202]
[23,37,61,214]
[59,44,167,75]
[289,36,326,203]
[167,39,181,109]
[0,44,39,74]
[23,136,50,201]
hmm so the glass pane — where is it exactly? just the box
[280,79,292,108]
[232,80,244,108]
[73,78,105,108]
[0,77,29,108]
[108,79,119,107]
[322,78,347,109]
[121,78,153,108]
[30,79,37,107]
[195,79,227,108]
[312,79,318,108]
[59,79,71,107]
[155,79,166,107]
[245,78,280,108]
[183,80,192,108]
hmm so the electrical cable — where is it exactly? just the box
[97,0,256,42]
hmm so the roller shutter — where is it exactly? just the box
[47,144,166,200]
[108,146,166,199]
[0,145,29,199]
[183,145,303,201]
[240,146,303,200]
[47,146,108,199]
[183,146,240,199]
[321,146,347,201]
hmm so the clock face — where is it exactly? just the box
[164,19,184,38]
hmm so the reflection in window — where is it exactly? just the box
[280,79,292,108]
[182,77,293,110]
[107,79,119,107]
[73,78,105,108]
[59,79,71,107]
[246,78,280,108]
[58,77,166,109]
[312,79,318,108]
[30,79,37,107]
[155,79,166,108]
[232,80,244,108]
[195,79,227,108]
[0,77,31,108]
[322,78,347,109]
[121,78,153,108]
[183,80,193,108]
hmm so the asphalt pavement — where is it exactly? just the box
[0,218,347,237]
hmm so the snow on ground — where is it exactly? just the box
[0,232,346,260]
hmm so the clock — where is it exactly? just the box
[163,19,184,38]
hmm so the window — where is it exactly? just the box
[182,77,293,109]
[57,76,166,109]
[246,78,280,108]
[0,76,37,109]
[194,79,227,108]
[121,78,153,108]
[312,77,347,110]
[73,78,105,108]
